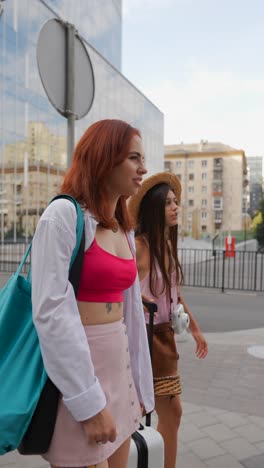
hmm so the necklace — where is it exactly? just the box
[98,220,119,233]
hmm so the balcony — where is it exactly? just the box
[213,185,223,197]
[213,196,223,211]
[213,158,223,170]
[214,220,222,228]
[214,214,222,222]
[213,171,223,182]
[243,178,249,187]
[213,191,223,197]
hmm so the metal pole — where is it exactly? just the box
[65,23,75,167]
[244,221,247,251]
[221,250,225,293]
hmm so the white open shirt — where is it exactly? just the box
[32,199,154,421]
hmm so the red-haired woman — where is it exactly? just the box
[31,119,154,468]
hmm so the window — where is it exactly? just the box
[202,173,207,180]
[188,160,194,168]
[176,161,182,168]
[201,211,207,219]
[213,198,223,209]
[188,186,194,193]
[164,161,172,172]
[202,186,207,193]
[213,171,222,180]
[213,182,222,192]
[202,199,207,207]
[201,225,207,232]
[214,158,222,168]
[201,160,207,167]
[189,174,194,181]
[188,200,194,207]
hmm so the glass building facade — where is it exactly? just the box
[0,0,163,241]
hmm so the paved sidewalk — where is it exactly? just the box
[1,328,264,467]
[175,328,264,468]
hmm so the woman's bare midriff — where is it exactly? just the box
[77,301,124,325]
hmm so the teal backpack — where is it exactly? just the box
[0,195,84,455]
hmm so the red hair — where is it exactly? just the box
[61,119,141,231]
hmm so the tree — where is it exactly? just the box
[255,198,264,247]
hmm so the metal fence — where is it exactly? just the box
[0,243,31,275]
[0,244,264,292]
[178,248,264,292]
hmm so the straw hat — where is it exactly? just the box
[128,171,182,223]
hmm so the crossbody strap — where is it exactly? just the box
[166,240,174,319]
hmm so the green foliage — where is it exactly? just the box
[221,229,255,243]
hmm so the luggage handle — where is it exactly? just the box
[142,299,158,427]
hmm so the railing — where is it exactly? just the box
[0,243,31,274]
[0,244,264,292]
[178,249,264,292]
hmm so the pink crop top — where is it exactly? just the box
[140,269,180,325]
[77,237,137,302]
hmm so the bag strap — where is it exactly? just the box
[68,225,85,297]
[50,194,84,270]
[17,195,85,284]
[166,240,174,319]
[50,194,85,297]
[17,244,32,275]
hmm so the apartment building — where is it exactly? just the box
[2,122,66,237]
[164,141,248,237]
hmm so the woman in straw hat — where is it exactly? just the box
[129,172,208,468]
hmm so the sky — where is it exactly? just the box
[122,0,264,157]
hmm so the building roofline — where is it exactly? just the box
[165,145,247,171]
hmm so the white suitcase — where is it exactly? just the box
[128,300,164,467]
[128,422,164,468]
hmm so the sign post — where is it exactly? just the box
[37,19,95,165]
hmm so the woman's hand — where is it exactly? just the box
[141,294,154,313]
[140,403,146,417]
[191,330,208,359]
[81,407,117,445]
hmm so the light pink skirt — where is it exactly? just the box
[42,319,141,467]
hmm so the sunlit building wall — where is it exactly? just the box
[164,141,248,237]
[0,0,163,241]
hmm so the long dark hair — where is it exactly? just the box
[136,183,183,297]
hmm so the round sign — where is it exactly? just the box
[37,19,95,119]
